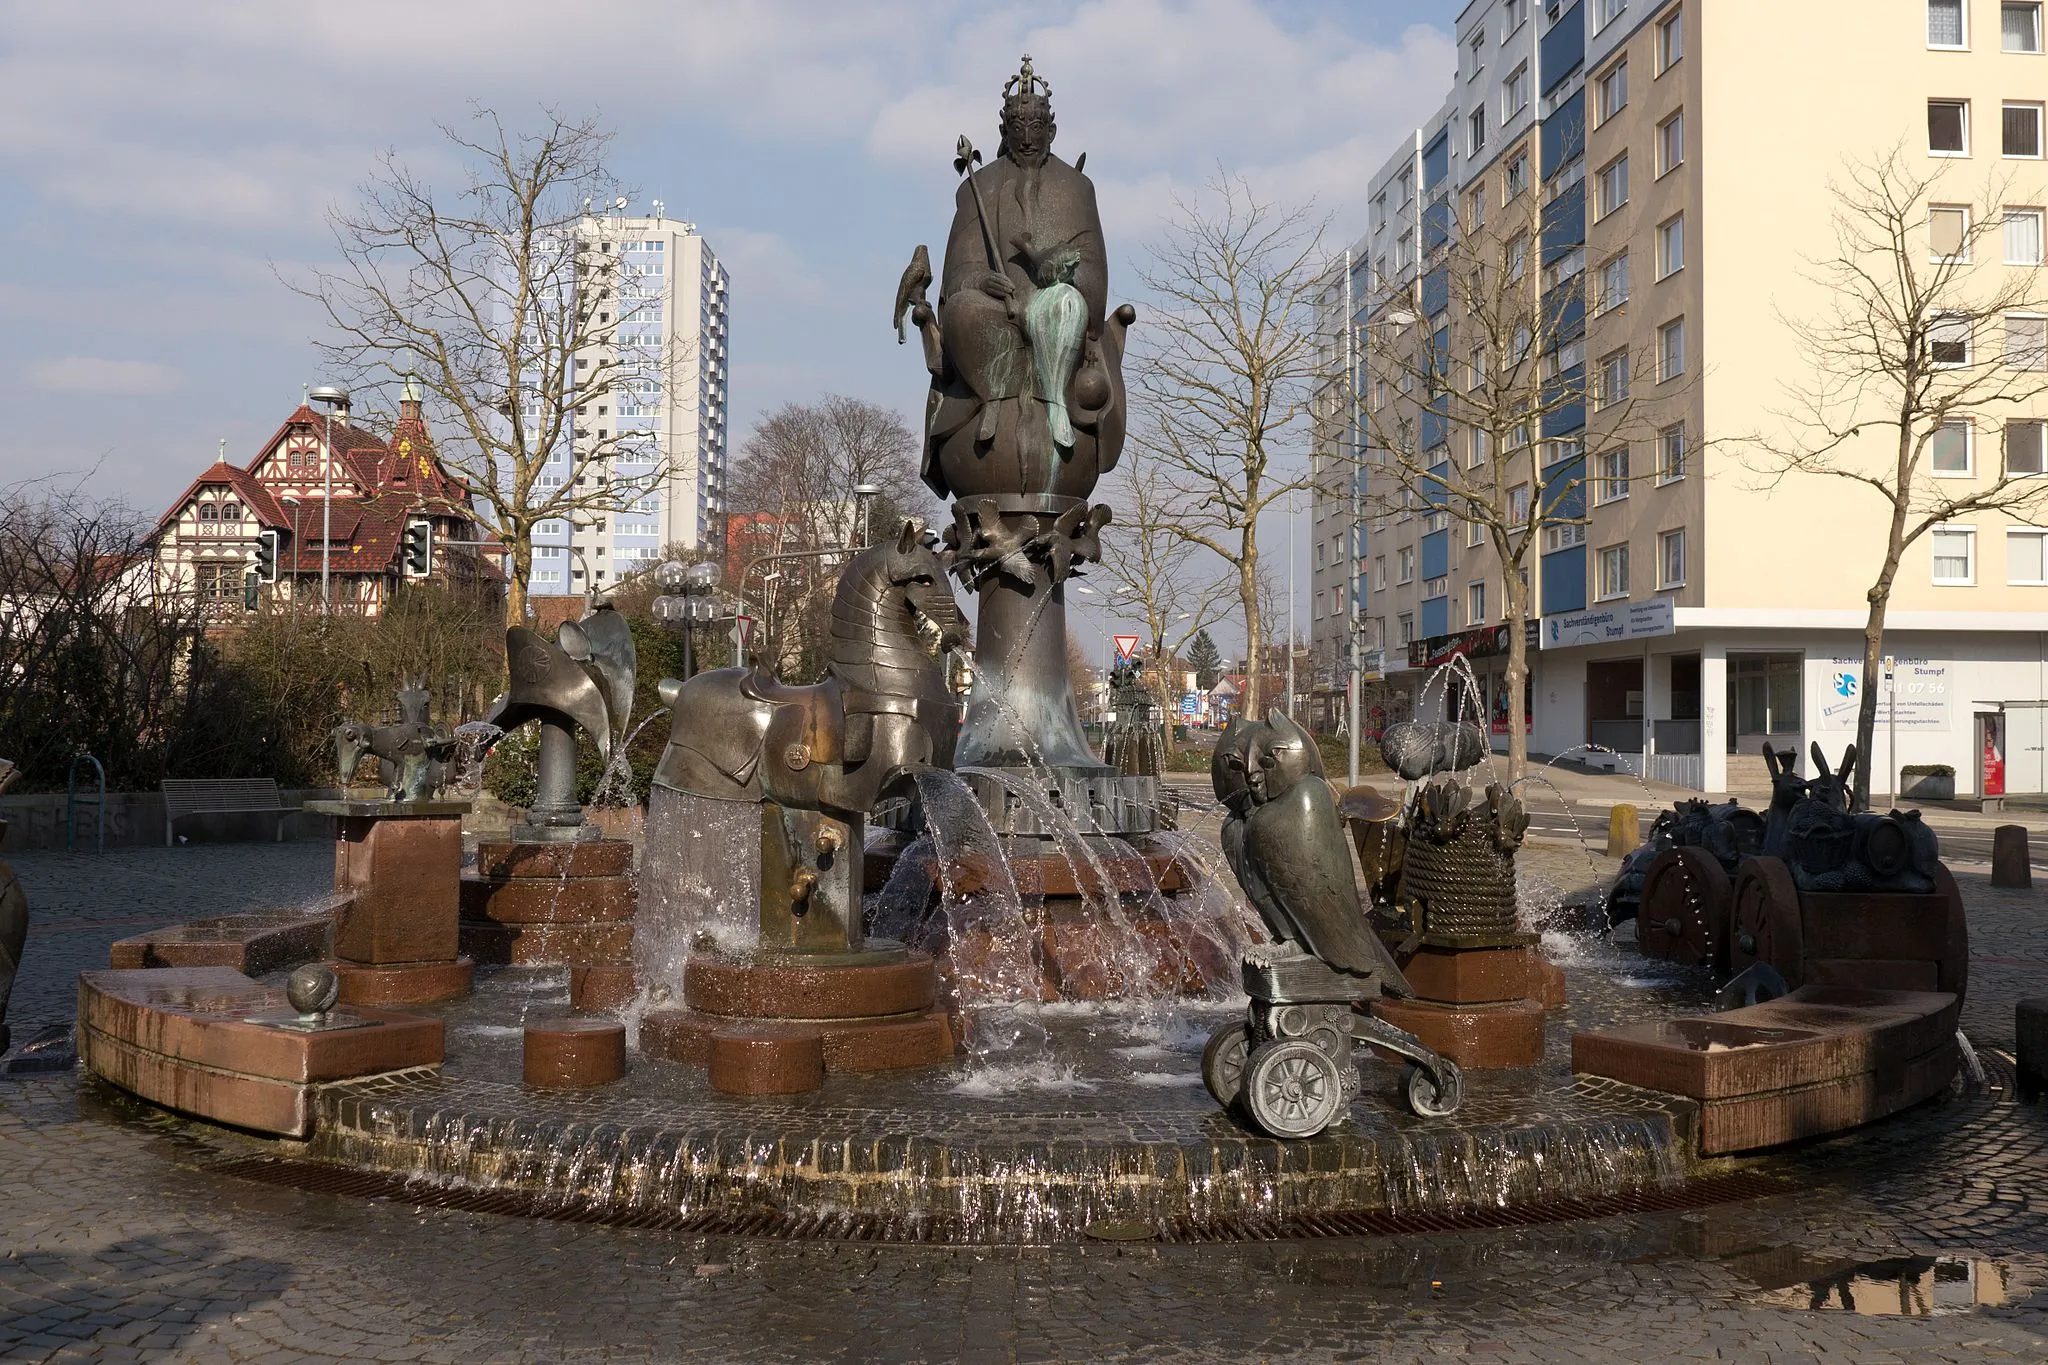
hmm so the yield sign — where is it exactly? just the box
[733,614,755,654]
[1113,634,1140,663]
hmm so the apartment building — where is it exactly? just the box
[1315,0,2048,796]
[523,210,730,598]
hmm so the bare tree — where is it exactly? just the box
[1747,148,2048,805]
[1350,168,1673,780]
[1096,452,1232,755]
[1135,175,1327,717]
[297,107,686,629]
[725,396,930,678]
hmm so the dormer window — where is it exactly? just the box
[199,504,218,521]
[221,503,240,521]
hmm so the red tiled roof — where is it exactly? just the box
[145,460,289,542]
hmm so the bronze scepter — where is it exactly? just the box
[954,135,1013,320]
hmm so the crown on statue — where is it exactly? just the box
[1001,54,1052,116]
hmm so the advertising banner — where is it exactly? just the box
[1816,655,1951,731]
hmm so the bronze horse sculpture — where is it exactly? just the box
[652,521,967,822]
[331,687,455,803]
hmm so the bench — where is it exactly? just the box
[162,778,290,846]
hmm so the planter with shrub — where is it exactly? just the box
[1899,763,1955,802]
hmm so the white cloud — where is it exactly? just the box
[28,357,184,396]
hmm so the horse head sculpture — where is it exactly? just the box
[330,684,456,803]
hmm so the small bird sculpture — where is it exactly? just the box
[1214,709,1414,996]
[893,244,933,344]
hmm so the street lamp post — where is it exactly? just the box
[655,559,724,679]
[309,385,349,615]
[851,483,882,549]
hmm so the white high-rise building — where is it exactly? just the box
[526,211,730,596]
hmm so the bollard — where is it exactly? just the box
[1991,825,2033,889]
[1606,804,1642,859]
[2016,998,2048,1101]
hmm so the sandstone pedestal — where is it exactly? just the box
[639,944,956,1095]
[523,1016,627,1088]
[77,966,443,1137]
[306,799,475,1006]
[461,837,636,973]
[1371,934,1559,1070]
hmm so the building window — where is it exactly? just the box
[198,503,218,522]
[1468,579,1488,623]
[1931,204,1971,258]
[1509,482,1531,525]
[1654,214,1686,279]
[1399,167,1415,207]
[1398,546,1415,583]
[1505,233,1529,281]
[1504,152,1530,201]
[1466,186,1488,232]
[1659,528,1687,587]
[1929,99,1971,154]
[1470,425,1490,466]
[1468,517,1487,547]
[1595,154,1630,219]
[1659,318,1687,380]
[2007,1,2044,50]
[1396,230,1414,270]
[1656,110,1685,176]
[1594,251,1631,315]
[1374,555,1387,590]
[2009,529,2048,582]
[1931,313,1974,366]
[1657,6,1685,69]
[2010,419,2047,473]
[1930,0,1968,46]
[2005,102,2045,156]
[1595,0,1627,33]
[1597,543,1631,600]
[1424,575,1448,601]
[1596,59,1628,125]
[1932,525,1976,583]
[2007,207,2046,262]
[2007,313,2048,368]
[1932,418,1974,474]
[1596,347,1631,409]
[1504,63,1530,119]
[1545,521,1588,552]
[1469,31,1486,76]
[1658,422,1688,482]
[1398,613,1415,646]
[1596,446,1631,504]
[1469,106,1488,156]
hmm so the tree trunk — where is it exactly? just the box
[1850,427,1915,811]
[503,547,531,632]
[1504,579,1529,783]
[1238,544,1262,718]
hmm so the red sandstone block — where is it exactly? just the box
[1370,997,1546,1069]
[1400,946,1532,1004]
[524,1017,627,1088]
[332,815,461,964]
[708,1027,824,1095]
[474,839,634,880]
[460,874,635,924]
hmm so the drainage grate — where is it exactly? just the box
[203,1155,1789,1245]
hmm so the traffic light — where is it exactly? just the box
[402,518,433,578]
[242,569,260,612]
[255,528,280,583]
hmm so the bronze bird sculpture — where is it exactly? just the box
[893,244,933,344]
[1217,710,1414,996]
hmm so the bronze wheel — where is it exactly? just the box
[1639,847,1732,971]
[1241,1039,1346,1139]
[1730,856,1803,987]
[1201,1021,1252,1109]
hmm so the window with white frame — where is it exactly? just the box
[1469,31,1486,74]
[1424,575,1448,601]
[1545,521,1587,552]
[1595,0,1627,32]
[2009,419,2047,473]
[1657,110,1685,176]
[1932,525,1976,583]
[1658,422,1688,482]
[1596,446,1631,503]
[1932,418,1974,474]
[1596,60,1628,125]
[1399,167,1414,206]
[2006,313,2048,368]
[1398,546,1415,583]
[2007,102,2046,157]
[1396,230,1415,270]
[1931,313,1974,366]
[1542,245,1586,292]
[1931,204,1971,258]
[1506,233,1529,280]
[1466,186,1487,233]
[1597,542,1631,599]
[1314,590,1325,619]
[1545,434,1584,467]
[1596,154,1630,218]
[1468,347,1488,394]
[1468,516,1486,547]
[1468,579,1488,622]
[1374,555,1387,589]
[1595,252,1631,315]
[1930,0,1967,46]
[1398,613,1415,645]
[2009,528,2048,582]
[1659,528,1687,587]
[1596,347,1631,409]
[2007,207,2046,263]
[1470,426,1490,467]
[1509,482,1531,524]
[1657,214,1686,278]
[1930,99,1971,154]
[2007,1,2044,50]
[1469,106,1487,156]
[1504,63,1530,119]
[1659,317,1687,380]
[1505,153,1530,200]
[1503,0,1529,35]
[1657,6,1684,69]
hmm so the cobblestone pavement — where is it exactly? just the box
[5,844,2048,1361]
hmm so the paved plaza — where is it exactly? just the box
[5,840,2048,1361]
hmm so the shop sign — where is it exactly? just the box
[1540,598,1676,650]
[1406,620,1541,671]
[1816,655,1951,732]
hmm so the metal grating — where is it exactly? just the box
[203,1155,1791,1246]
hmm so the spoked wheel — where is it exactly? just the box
[1638,847,1732,971]
[1241,1039,1346,1139]
[1402,1060,1464,1118]
[1729,856,1802,986]
[1201,1021,1252,1109]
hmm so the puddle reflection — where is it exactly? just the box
[1738,1251,2009,1315]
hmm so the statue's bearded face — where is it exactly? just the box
[1003,107,1055,166]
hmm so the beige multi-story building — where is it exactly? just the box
[1315,0,2048,797]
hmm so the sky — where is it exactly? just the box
[0,0,1457,662]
